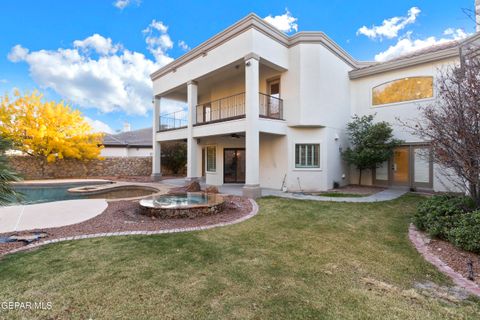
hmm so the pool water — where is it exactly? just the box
[13,184,85,204]
[11,184,157,205]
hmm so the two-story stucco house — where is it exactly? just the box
[150,13,479,198]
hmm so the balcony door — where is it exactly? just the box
[266,78,281,118]
[223,148,245,183]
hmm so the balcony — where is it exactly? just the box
[159,110,187,131]
[158,93,283,132]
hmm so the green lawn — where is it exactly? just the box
[0,194,479,319]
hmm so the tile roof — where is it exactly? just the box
[355,40,460,71]
[102,128,152,147]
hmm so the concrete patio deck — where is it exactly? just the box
[159,178,407,202]
[0,199,108,233]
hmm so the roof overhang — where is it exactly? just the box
[150,13,368,81]
[349,46,460,80]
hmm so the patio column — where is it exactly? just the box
[186,80,200,181]
[151,96,162,180]
[243,53,262,198]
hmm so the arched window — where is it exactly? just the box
[372,76,433,106]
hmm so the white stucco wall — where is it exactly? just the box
[350,57,458,141]
[153,29,289,96]
[101,147,152,157]
[152,17,465,193]
[349,57,461,192]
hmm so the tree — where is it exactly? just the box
[0,136,22,205]
[0,91,103,162]
[343,114,401,185]
[161,142,187,174]
[401,55,480,206]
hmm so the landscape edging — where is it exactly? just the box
[408,223,480,297]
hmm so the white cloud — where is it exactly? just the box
[8,22,177,116]
[114,0,140,10]
[263,9,298,33]
[178,40,190,51]
[142,20,174,64]
[85,117,114,134]
[374,29,469,62]
[8,44,29,62]
[74,34,120,55]
[357,7,420,40]
[0,79,8,84]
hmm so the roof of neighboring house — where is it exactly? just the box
[102,128,152,148]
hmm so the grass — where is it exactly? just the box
[0,194,479,319]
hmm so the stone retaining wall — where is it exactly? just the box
[8,156,156,179]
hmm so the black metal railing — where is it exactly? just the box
[196,92,246,124]
[259,93,283,120]
[159,93,284,130]
[158,110,187,131]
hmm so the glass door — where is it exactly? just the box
[223,148,245,183]
[267,79,280,118]
[392,147,410,186]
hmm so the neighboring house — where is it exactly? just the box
[102,128,153,157]
[150,13,479,197]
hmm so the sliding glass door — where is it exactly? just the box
[223,148,245,183]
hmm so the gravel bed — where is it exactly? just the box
[0,195,251,257]
[427,238,480,283]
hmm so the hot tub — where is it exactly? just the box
[139,192,225,218]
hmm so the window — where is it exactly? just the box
[295,144,320,168]
[372,76,433,106]
[206,146,216,172]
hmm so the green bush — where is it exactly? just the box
[447,211,480,253]
[413,194,475,238]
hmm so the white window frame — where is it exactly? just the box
[206,146,216,173]
[294,143,321,170]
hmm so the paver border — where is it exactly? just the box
[2,199,259,258]
[409,224,480,297]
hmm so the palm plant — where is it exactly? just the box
[0,135,22,205]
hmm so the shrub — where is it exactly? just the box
[413,194,475,238]
[447,211,480,253]
[161,142,187,174]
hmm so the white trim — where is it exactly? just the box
[205,145,217,173]
[293,142,321,170]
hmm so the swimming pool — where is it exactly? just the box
[12,183,159,205]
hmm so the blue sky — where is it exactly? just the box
[0,0,476,133]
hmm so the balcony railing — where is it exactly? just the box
[259,93,283,120]
[196,93,246,125]
[158,93,284,131]
[158,110,187,131]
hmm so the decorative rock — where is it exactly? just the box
[205,186,219,194]
[168,181,201,194]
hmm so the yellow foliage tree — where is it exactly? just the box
[0,91,104,162]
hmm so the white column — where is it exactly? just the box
[151,96,162,180]
[476,0,480,32]
[186,80,200,181]
[243,53,261,198]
